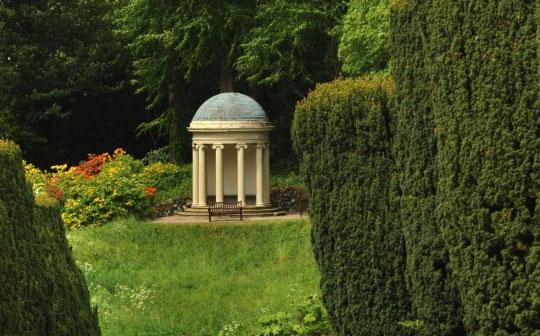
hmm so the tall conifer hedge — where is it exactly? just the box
[390,1,464,335]
[393,1,540,334]
[292,78,411,336]
[0,140,101,336]
[429,1,540,334]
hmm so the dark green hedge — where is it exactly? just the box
[428,1,540,334]
[390,1,464,335]
[0,140,100,336]
[293,78,411,336]
[391,1,540,334]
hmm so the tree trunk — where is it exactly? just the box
[168,83,181,163]
[220,62,234,92]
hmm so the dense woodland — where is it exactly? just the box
[0,0,388,168]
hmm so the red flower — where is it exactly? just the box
[47,184,64,201]
[145,186,158,198]
[74,153,111,179]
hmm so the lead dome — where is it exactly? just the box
[192,92,268,122]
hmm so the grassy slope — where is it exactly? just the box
[68,218,319,336]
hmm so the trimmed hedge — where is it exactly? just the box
[392,1,540,334]
[390,1,464,335]
[0,140,100,336]
[292,78,411,336]
[428,1,540,334]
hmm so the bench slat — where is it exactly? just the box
[208,202,243,222]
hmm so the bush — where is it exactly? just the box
[255,295,334,336]
[25,150,191,228]
[0,139,100,335]
[390,1,464,335]
[142,146,171,165]
[292,78,411,336]
[270,170,307,211]
[60,154,153,228]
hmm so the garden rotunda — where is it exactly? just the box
[188,92,273,208]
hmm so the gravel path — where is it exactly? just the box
[150,212,308,225]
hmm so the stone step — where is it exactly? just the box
[176,210,286,218]
[184,207,281,214]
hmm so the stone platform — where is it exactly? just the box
[177,205,286,219]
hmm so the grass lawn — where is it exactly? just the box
[67,217,320,336]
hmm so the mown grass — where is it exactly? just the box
[67,217,320,336]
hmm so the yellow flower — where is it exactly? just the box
[51,164,68,172]
[114,148,127,157]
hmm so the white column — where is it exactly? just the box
[213,144,224,203]
[198,144,207,207]
[256,143,265,207]
[264,143,271,205]
[192,144,199,206]
[236,144,247,206]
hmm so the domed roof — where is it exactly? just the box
[192,92,268,121]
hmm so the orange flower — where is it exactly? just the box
[145,186,158,198]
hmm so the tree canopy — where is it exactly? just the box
[338,0,390,76]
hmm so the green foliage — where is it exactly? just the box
[393,1,540,334]
[68,217,319,335]
[256,295,334,336]
[142,146,172,165]
[116,0,347,164]
[149,163,192,204]
[60,154,152,228]
[390,1,464,335]
[116,0,256,162]
[271,170,305,189]
[429,1,540,334]
[338,0,390,76]
[236,0,346,91]
[0,139,100,335]
[398,320,427,336]
[0,1,141,167]
[292,78,411,335]
[25,151,190,228]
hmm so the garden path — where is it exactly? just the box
[150,212,306,225]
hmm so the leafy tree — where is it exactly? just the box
[338,0,390,76]
[0,0,143,167]
[116,0,257,162]
[117,0,347,163]
[236,0,346,95]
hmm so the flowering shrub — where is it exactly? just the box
[24,149,190,228]
[24,161,48,197]
[61,154,152,228]
[74,153,111,179]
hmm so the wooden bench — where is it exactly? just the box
[208,202,243,222]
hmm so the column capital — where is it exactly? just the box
[192,143,198,149]
[236,144,248,150]
[196,144,207,150]
[212,144,225,150]
[256,143,268,149]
